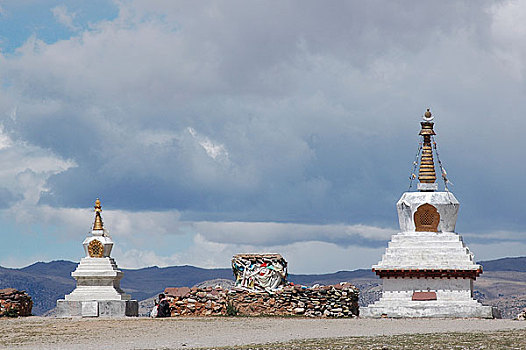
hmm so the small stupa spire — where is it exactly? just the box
[93,198,104,230]
[417,109,437,191]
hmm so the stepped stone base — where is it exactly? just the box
[361,300,499,318]
[57,256,137,317]
[56,300,138,317]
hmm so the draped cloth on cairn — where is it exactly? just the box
[361,109,498,318]
[232,254,288,292]
[56,199,138,317]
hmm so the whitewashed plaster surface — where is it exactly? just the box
[381,278,473,301]
[397,191,459,232]
[373,231,480,270]
[64,227,131,302]
[361,298,495,318]
[82,228,114,258]
[57,226,138,317]
[375,191,480,271]
[65,257,131,301]
[363,191,495,318]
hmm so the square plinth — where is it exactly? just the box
[56,299,138,317]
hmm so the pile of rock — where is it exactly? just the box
[164,282,359,318]
[164,286,228,316]
[0,288,33,317]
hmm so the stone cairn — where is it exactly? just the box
[0,288,32,317]
[164,253,359,317]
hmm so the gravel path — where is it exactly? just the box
[1,317,525,350]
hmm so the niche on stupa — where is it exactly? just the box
[414,203,440,232]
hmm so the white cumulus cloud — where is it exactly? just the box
[51,5,79,31]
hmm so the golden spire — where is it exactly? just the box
[418,109,437,189]
[93,198,104,230]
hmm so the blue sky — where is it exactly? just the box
[0,0,525,273]
[0,1,118,53]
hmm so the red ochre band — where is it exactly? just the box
[372,268,482,280]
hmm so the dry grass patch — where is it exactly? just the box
[194,329,526,350]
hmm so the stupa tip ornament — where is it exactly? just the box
[423,108,433,121]
[417,108,438,192]
[93,198,104,231]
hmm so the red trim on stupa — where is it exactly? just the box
[412,291,437,301]
[372,268,482,280]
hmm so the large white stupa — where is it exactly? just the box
[361,109,498,318]
[56,199,138,317]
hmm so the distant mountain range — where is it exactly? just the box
[0,256,524,317]
[476,257,526,272]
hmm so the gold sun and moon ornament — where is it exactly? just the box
[88,198,105,258]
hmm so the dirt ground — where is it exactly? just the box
[1,317,526,350]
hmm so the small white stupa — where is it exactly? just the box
[361,109,498,318]
[56,199,138,317]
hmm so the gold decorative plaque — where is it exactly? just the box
[88,239,104,258]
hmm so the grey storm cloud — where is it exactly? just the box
[190,221,397,248]
[0,0,524,240]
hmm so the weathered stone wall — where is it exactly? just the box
[0,288,32,317]
[164,283,359,317]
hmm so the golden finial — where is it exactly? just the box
[424,108,432,119]
[418,108,437,189]
[93,198,104,230]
